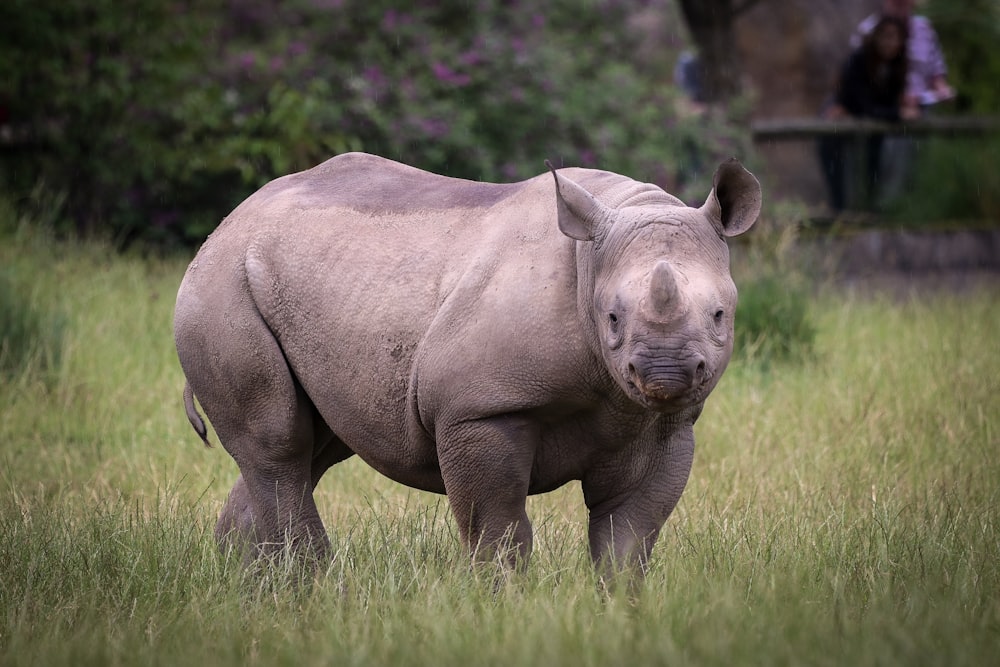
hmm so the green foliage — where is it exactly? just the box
[926,0,1000,113]
[0,0,742,246]
[731,207,818,365]
[293,0,743,191]
[885,135,1000,224]
[1,0,231,244]
[0,272,64,377]
[880,0,1000,225]
[0,202,65,377]
[734,270,816,364]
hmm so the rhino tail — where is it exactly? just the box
[183,382,211,447]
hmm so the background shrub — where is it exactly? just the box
[878,0,1000,226]
[884,135,1000,224]
[734,270,816,364]
[731,203,818,365]
[0,198,65,377]
[0,272,64,377]
[0,0,744,247]
[927,0,1000,114]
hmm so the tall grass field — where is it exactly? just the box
[2,211,998,666]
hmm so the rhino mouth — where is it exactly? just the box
[624,362,711,412]
[626,382,704,412]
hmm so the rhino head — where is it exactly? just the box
[548,159,761,413]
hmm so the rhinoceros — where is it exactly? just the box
[173,152,761,579]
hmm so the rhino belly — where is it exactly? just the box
[289,341,446,494]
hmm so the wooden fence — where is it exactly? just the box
[749,115,1000,216]
[751,115,1000,141]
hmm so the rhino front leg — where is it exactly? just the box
[583,421,695,584]
[436,416,536,568]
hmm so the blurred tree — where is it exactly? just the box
[0,0,222,237]
[676,0,763,103]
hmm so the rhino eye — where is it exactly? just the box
[714,309,725,324]
[607,311,623,349]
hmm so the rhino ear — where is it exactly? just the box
[545,160,616,241]
[700,158,762,237]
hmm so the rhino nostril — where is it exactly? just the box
[694,358,707,382]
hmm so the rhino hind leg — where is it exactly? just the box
[215,428,354,560]
[215,473,255,557]
[177,301,334,563]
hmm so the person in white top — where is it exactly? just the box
[852,0,955,108]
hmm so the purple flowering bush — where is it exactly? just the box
[1,0,746,245]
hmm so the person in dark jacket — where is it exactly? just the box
[819,15,918,212]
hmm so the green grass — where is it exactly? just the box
[1,217,998,666]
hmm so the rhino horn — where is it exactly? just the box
[646,260,679,317]
[700,158,762,238]
[545,160,617,241]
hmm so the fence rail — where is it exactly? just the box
[751,115,1000,141]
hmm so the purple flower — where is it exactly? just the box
[363,65,386,87]
[382,9,410,31]
[459,50,481,67]
[413,116,451,139]
[362,65,389,100]
[438,62,453,77]
[238,52,256,70]
[432,62,471,86]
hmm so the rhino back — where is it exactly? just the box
[234,153,567,340]
[231,152,522,221]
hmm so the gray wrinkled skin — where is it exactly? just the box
[173,152,761,580]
